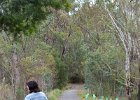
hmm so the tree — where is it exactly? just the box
[0,0,71,39]
[104,0,140,99]
[0,0,72,99]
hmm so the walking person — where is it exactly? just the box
[25,80,48,100]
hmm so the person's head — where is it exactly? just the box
[26,81,40,93]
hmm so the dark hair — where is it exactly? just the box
[26,81,40,93]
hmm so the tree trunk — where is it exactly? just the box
[12,43,20,100]
[133,39,140,100]
[125,52,131,100]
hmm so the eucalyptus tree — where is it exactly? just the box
[103,0,140,99]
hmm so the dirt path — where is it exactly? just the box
[59,84,83,100]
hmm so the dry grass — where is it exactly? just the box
[0,83,14,100]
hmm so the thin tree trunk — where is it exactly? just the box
[137,50,140,100]
[131,34,140,100]
[12,43,20,100]
[125,51,131,100]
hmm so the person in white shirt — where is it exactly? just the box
[24,81,48,100]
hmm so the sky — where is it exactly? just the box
[69,0,115,15]
[75,0,115,4]
[75,0,95,4]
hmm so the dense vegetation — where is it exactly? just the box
[0,0,140,100]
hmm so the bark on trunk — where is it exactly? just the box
[12,43,20,100]
[137,61,140,100]
[125,52,131,100]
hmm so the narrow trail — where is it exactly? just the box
[59,84,83,100]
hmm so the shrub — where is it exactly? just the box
[48,89,62,100]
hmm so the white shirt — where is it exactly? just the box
[24,92,48,100]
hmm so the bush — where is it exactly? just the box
[48,89,62,100]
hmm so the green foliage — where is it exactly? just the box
[66,40,86,83]
[21,38,56,77]
[0,0,139,99]
[53,51,68,89]
[84,44,125,96]
[48,89,62,100]
[43,72,53,91]
[0,0,72,40]
[16,87,24,100]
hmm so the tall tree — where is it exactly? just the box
[0,0,72,99]
[104,0,140,99]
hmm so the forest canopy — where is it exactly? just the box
[0,0,140,100]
